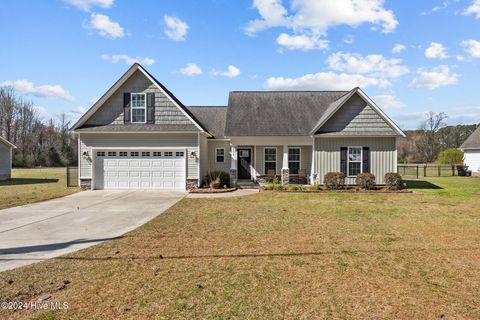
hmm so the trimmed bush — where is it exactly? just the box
[203,171,230,189]
[384,172,402,190]
[264,177,284,191]
[356,173,376,190]
[324,172,346,190]
[307,184,322,191]
[287,185,303,191]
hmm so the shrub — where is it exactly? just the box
[203,171,230,189]
[264,177,284,191]
[307,184,322,191]
[356,173,376,190]
[287,185,303,191]
[324,172,346,190]
[436,148,464,164]
[384,172,402,190]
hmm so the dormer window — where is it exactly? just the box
[131,93,146,123]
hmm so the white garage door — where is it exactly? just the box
[94,150,186,190]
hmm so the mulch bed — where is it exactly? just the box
[260,187,411,193]
[189,187,238,194]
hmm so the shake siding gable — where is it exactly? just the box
[84,70,197,128]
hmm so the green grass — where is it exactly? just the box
[1,177,480,319]
[0,168,79,209]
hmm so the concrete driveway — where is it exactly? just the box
[0,190,185,272]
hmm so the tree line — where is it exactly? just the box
[398,111,478,164]
[0,88,77,167]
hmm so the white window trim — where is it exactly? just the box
[288,147,301,175]
[264,147,277,175]
[130,92,147,124]
[347,146,363,177]
[215,148,225,163]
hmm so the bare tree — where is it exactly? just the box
[415,112,448,162]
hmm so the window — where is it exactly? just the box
[119,152,128,157]
[264,148,276,174]
[108,151,116,157]
[97,151,105,157]
[153,152,162,157]
[130,152,139,157]
[176,151,184,157]
[164,152,173,157]
[288,148,300,174]
[142,151,150,157]
[131,93,146,123]
[348,147,362,176]
[215,148,225,163]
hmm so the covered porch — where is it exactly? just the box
[228,137,314,186]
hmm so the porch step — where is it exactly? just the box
[237,180,260,189]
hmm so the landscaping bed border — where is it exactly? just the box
[188,187,238,194]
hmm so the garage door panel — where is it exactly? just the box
[95,150,186,190]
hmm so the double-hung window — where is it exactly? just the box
[288,148,300,174]
[131,93,146,123]
[348,147,362,176]
[215,148,225,163]
[264,148,276,174]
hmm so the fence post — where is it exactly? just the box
[424,165,427,177]
[452,164,455,176]
[438,166,441,177]
[416,165,419,179]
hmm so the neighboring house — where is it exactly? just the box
[71,63,406,190]
[460,125,480,176]
[0,136,16,180]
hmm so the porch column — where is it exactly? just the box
[230,145,238,187]
[281,145,289,185]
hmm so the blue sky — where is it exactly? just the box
[1,0,480,129]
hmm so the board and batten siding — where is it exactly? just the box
[208,141,231,173]
[318,93,395,134]
[0,142,12,179]
[79,133,199,179]
[85,69,197,127]
[314,137,397,184]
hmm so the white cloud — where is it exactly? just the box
[392,43,406,54]
[343,35,354,44]
[462,39,480,58]
[327,52,409,78]
[425,42,448,59]
[179,63,203,76]
[72,106,87,114]
[276,33,328,50]
[213,65,241,78]
[0,80,75,101]
[163,15,189,41]
[265,72,390,90]
[456,55,465,61]
[372,94,404,109]
[464,0,480,18]
[33,106,49,119]
[409,65,458,90]
[100,54,155,65]
[64,0,113,11]
[86,13,124,39]
[245,0,398,36]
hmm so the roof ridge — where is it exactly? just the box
[229,90,350,93]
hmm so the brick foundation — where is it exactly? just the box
[186,179,199,190]
[281,168,289,185]
[80,179,92,191]
[229,169,237,187]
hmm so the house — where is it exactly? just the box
[461,125,480,176]
[0,136,16,180]
[71,63,406,191]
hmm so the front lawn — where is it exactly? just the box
[1,177,480,319]
[0,168,79,210]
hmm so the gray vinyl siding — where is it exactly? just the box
[318,93,395,134]
[314,137,397,184]
[79,133,199,179]
[198,134,209,180]
[208,141,231,173]
[0,142,12,179]
[85,69,197,128]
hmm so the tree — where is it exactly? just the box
[436,148,464,164]
[415,112,448,162]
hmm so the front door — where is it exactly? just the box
[238,148,252,180]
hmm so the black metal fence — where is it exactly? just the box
[66,166,79,187]
[397,164,459,178]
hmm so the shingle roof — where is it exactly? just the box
[187,107,227,138]
[224,91,349,136]
[461,125,480,149]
